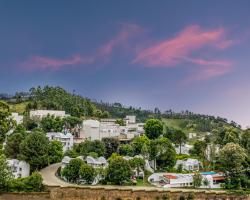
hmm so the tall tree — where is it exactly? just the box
[144,119,163,139]
[106,157,132,185]
[241,129,250,154]
[0,101,12,143]
[79,163,96,184]
[150,138,176,170]
[75,140,105,157]
[132,135,150,155]
[219,142,247,189]
[48,140,63,164]
[61,158,84,183]
[192,172,202,188]
[19,131,50,170]
[102,137,120,158]
[0,155,12,191]
[171,130,187,154]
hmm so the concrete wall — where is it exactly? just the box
[0,186,249,200]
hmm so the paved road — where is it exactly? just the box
[40,163,162,190]
[40,163,226,193]
[40,163,75,187]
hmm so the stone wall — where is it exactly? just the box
[0,186,249,200]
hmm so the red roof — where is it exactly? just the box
[164,174,177,179]
[213,176,225,181]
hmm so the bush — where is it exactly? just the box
[8,172,44,192]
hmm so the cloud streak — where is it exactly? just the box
[22,23,143,70]
[133,25,234,81]
[22,23,235,82]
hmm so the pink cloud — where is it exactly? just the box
[133,25,232,67]
[191,65,231,81]
[97,23,143,58]
[23,23,143,70]
[23,54,94,70]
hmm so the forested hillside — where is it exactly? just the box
[0,85,241,133]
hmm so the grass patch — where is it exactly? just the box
[9,101,30,114]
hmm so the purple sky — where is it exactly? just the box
[1,0,250,127]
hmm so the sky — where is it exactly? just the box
[0,0,250,127]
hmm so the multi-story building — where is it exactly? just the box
[30,110,69,119]
[7,159,30,179]
[46,131,74,152]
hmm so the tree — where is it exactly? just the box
[75,140,105,157]
[219,143,247,177]
[129,157,145,175]
[115,119,125,126]
[41,115,64,132]
[241,129,250,154]
[119,144,134,157]
[150,138,176,170]
[9,172,44,192]
[63,116,82,130]
[106,157,132,185]
[79,163,96,184]
[61,158,84,183]
[171,130,187,154]
[144,119,163,139]
[0,155,12,191]
[19,131,50,170]
[192,172,202,188]
[102,138,120,158]
[132,135,150,155]
[48,141,63,164]
[190,140,206,160]
[4,124,27,159]
[203,177,210,188]
[0,101,12,143]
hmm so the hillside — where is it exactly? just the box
[1,85,241,133]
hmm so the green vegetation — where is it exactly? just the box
[1,86,250,191]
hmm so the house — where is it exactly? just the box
[174,158,201,171]
[61,156,85,169]
[81,119,120,141]
[7,159,30,178]
[61,156,107,169]
[148,172,224,188]
[86,156,108,168]
[30,110,69,119]
[11,113,23,125]
[46,131,74,152]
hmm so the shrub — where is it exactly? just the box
[8,172,44,192]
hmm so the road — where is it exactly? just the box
[40,163,75,187]
[40,163,161,190]
[40,163,226,192]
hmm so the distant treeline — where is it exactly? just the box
[0,86,241,131]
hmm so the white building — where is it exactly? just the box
[46,131,74,152]
[148,172,224,188]
[7,159,30,178]
[11,113,23,125]
[81,119,120,141]
[80,116,144,141]
[61,156,107,169]
[174,158,201,171]
[86,156,108,168]
[124,115,136,125]
[30,110,69,119]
